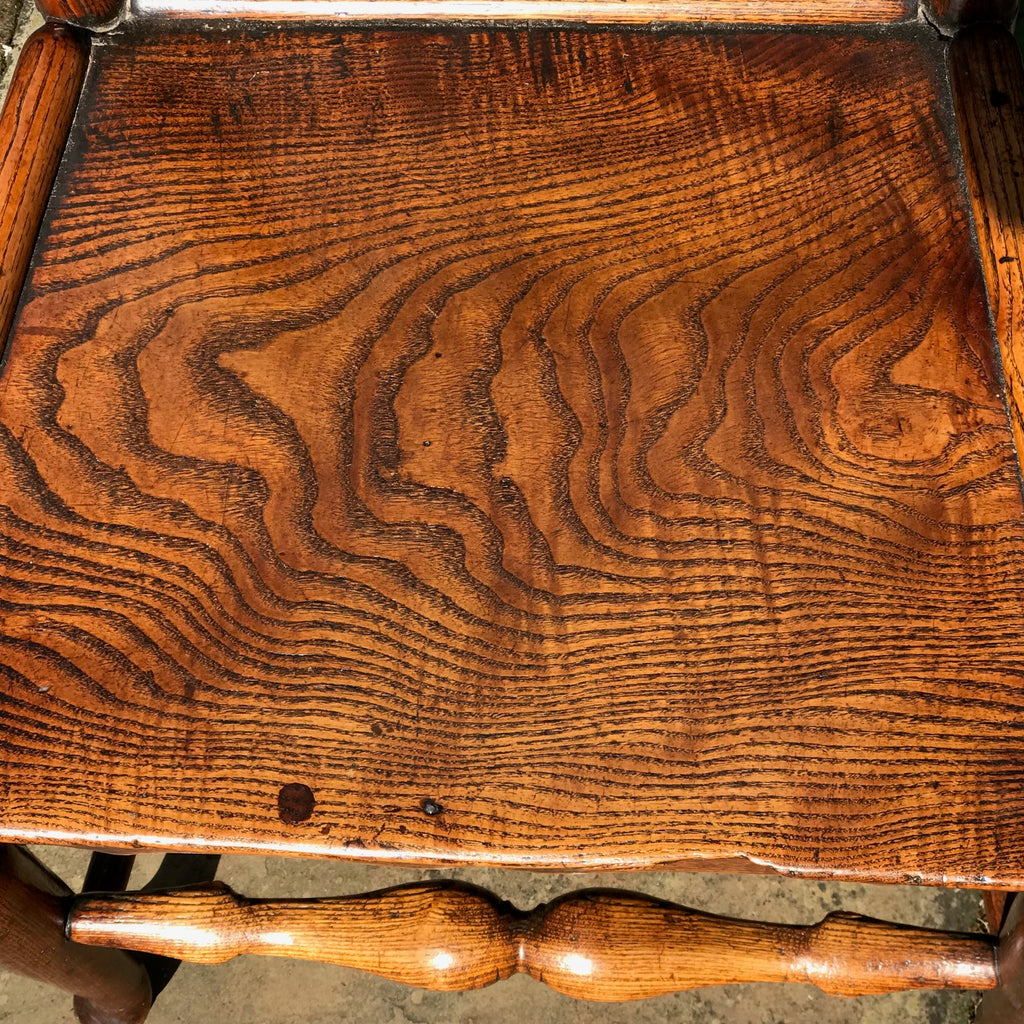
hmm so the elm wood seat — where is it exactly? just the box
[4,0,1024,1020]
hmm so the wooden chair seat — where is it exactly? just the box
[3,1,1024,1020]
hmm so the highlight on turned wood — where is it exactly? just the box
[0,24,86,349]
[34,0,125,28]
[67,881,998,1001]
[132,0,910,23]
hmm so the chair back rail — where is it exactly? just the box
[36,0,914,28]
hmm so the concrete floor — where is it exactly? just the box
[0,4,1004,1023]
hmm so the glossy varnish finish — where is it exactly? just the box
[0,25,86,351]
[2,26,1024,885]
[131,0,910,24]
[68,881,999,1000]
[35,0,125,29]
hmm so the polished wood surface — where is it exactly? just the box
[0,846,151,1024]
[0,24,86,352]
[2,24,1023,886]
[35,0,125,28]
[68,880,998,1001]
[951,29,1024,471]
[131,0,909,23]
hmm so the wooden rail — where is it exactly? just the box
[0,24,86,351]
[68,881,999,1002]
[130,0,909,23]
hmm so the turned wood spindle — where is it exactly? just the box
[68,882,998,1002]
[0,24,86,350]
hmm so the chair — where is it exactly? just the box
[3,0,1024,1019]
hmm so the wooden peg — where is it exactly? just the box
[68,881,998,1002]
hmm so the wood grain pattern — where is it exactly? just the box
[0,25,86,355]
[131,0,910,24]
[0,846,151,1024]
[2,25,1024,886]
[68,881,999,1000]
[35,0,125,29]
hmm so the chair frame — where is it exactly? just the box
[4,0,1024,1020]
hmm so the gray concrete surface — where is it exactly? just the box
[0,2,1002,1021]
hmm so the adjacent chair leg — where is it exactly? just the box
[0,844,151,1024]
[978,895,1024,1024]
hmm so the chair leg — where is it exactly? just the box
[0,844,151,1024]
[82,853,137,896]
[986,893,1014,936]
[978,895,1024,1024]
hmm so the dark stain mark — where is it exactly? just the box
[370,721,384,736]
[277,782,316,824]
[320,824,332,835]
[623,75,634,95]
[434,351,443,358]
[421,798,443,816]
[332,41,350,78]
[826,102,844,147]
[991,88,1010,108]
[1000,255,1018,264]
[535,35,556,89]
